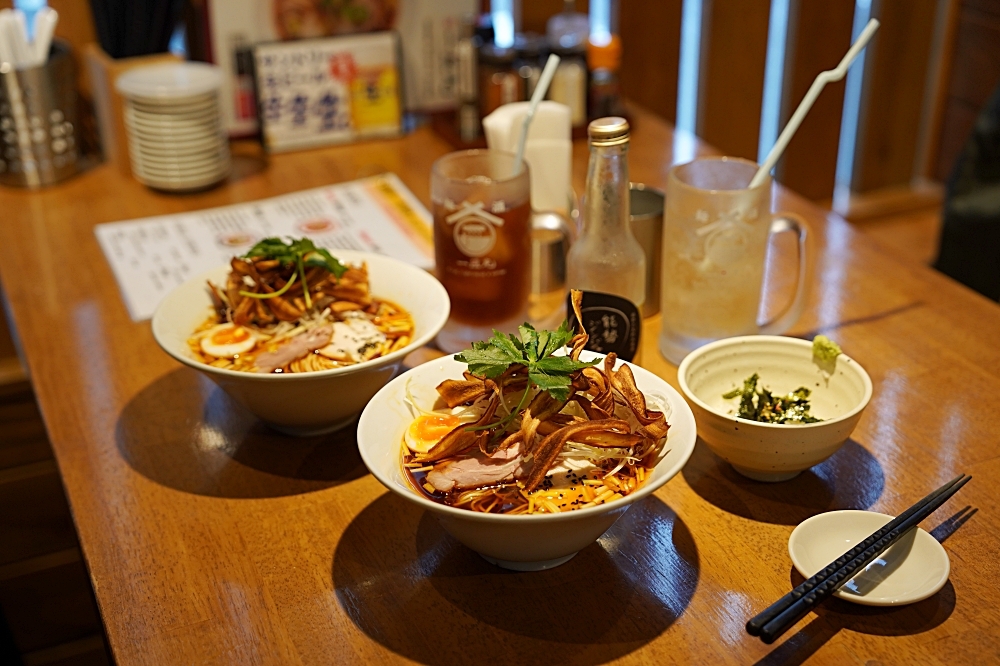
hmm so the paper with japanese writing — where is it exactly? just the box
[254,32,402,152]
[95,174,433,321]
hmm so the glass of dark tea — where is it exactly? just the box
[431,150,532,352]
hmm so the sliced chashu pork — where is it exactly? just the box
[254,325,333,373]
[426,441,530,493]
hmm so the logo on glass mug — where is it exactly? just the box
[445,200,505,258]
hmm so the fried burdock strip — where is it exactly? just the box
[519,390,571,455]
[436,364,530,409]
[436,377,489,408]
[206,280,228,319]
[602,352,670,440]
[568,289,589,360]
[417,381,501,463]
[522,419,634,491]
[216,254,358,327]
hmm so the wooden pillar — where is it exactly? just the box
[696,0,771,162]
[851,0,940,193]
[619,0,684,124]
[775,0,855,201]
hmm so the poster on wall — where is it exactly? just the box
[205,0,475,136]
[253,32,403,152]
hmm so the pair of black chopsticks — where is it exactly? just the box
[747,473,971,644]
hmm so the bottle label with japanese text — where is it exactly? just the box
[566,290,641,362]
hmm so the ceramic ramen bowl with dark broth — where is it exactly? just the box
[357,351,698,571]
[152,250,450,436]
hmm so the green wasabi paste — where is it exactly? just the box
[812,335,842,364]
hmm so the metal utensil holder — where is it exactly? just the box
[0,41,79,188]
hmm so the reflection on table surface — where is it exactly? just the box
[0,107,996,664]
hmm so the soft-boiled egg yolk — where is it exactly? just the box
[404,413,461,454]
[200,323,257,358]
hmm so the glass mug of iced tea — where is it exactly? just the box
[659,157,808,363]
[432,150,532,353]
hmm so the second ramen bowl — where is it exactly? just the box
[357,352,698,571]
[152,250,450,436]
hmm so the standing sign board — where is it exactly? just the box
[253,32,402,152]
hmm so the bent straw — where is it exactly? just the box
[513,53,561,175]
[749,18,880,188]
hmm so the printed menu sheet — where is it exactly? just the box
[95,173,434,321]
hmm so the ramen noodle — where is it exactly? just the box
[187,240,414,374]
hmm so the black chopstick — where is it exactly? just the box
[747,473,971,643]
[746,473,966,637]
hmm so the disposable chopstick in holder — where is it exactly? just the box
[0,16,14,68]
[0,8,57,69]
[0,9,16,67]
[747,473,971,644]
[8,9,31,68]
[31,7,58,67]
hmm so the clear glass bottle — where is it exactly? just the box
[566,117,646,310]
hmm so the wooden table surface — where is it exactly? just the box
[1,107,998,665]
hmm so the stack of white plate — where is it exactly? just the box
[116,63,230,192]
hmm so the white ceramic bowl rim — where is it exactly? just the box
[358,351,698,524]
[152,253,450,383]
[677,335,873,430]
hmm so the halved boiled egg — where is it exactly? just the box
[404,413,461,454]
[200,323,257,358]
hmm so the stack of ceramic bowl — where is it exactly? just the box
[115,63,230,192]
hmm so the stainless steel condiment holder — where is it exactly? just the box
[629,183,665,318]
[0,41,79,188]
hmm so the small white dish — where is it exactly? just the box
[133,156,228,171]
[131,152,228,171]
[788,510,950,606]
[128,100,216,113]
[116,63,223,101]
[125,119,223,141]
[126,107,218,122]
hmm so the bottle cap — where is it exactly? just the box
[586,34,622,71]
[588,116,629,146]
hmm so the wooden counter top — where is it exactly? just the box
[1,107,998,664]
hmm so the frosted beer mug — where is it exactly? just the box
[432,150,532,353]
[659,157,808,363]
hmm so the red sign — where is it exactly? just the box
[328,53,357,82]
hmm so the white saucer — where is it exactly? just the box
[788,510,950,606]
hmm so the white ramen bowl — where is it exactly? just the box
[152,250,450,436]
[678,335,872,482]
[357,351,697,571]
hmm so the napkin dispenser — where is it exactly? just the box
[482,100,572,215]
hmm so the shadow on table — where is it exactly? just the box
[331,492,699,665]
[682,438,884,525]
[754,570,956,666]
[116,368,367,498]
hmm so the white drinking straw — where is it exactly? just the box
[750,18,880,188]
[513,53,561,175]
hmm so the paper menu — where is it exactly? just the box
[95,173,434,322]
